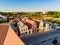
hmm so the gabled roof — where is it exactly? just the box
[21,17,35,25]
[22,18,37,29]
[3,26,25,45]
[26,19,35,25]
[17,21,25,26]
[25,19,36,29]
[0,25,25,45]
[33,20,40,28]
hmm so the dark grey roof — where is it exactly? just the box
[10,24,19,32]
[21,30,60,45]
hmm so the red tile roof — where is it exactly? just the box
[0,25,9,45]
[26,19,35,25]
[17,21,24,26]
[3,26,25,45]
[21,17,38,30]
[22,17,35,25]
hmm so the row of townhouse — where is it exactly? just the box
[34,20,53,32]
[17,18,37,36]
[9,17,57,37]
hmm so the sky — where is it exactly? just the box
[0,0,60,12]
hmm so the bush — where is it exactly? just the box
[28,18,32,20]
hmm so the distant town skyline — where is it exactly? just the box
[0,0,60,12]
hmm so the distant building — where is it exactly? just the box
[17,21,28,36]
[43,21,52,32]
[33,19,44,32]
[44,22,52,32]
[0,14,7,21]
[39,20,44,32]
[0,17,3,21]
[34,19,52,32]
[9,16,53,36]
[22,17,37,33]
[9,16,15,21]
[52,23,57,30]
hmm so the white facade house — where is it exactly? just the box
[39,20,52,32]
[44,22,52,32]
[28,29,32,34]
[39,20,44,31]
[52,23,57,30]
[20,19,32,34]
[17,21,28,36]
[44,23,50,31]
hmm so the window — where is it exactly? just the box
[29,31,31,34]
[24,29,25,31]
[21,33,23,35]
[33,31,34,33]
[37,30,39,32]
[25,32,27,34]
[26,29,27,30]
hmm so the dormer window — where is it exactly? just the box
[25,32,27,34]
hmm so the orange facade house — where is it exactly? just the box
[0,25,25,45]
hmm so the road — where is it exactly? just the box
[21,28,60,45]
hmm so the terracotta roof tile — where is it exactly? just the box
[26,19,34,25]
[0,25,9,45]
[22,17,35,25]
[17,21,24,26]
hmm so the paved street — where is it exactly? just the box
[21,28,60,45]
